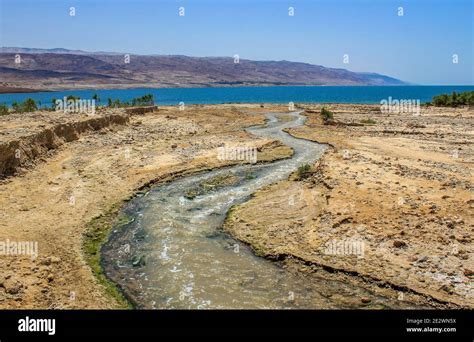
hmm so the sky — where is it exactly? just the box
[0,0,472,85]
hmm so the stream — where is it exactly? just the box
[101,111,428,309]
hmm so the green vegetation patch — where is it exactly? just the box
[431,91,474,107]
[360,118,377,125]
[0,93,156,116]
[320,107,334,122]
[83,203,133,309]
[297,163,312,179]
[10,98,38,114]
[107,94,154,108]
[0,103,9,116]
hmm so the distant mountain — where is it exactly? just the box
[0,47,125,56]
[0,47,406,91]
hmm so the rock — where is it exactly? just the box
[50,256,61,264]
[39,257,51,266]
[361,297,371,304]
[393,240,407,248]
[417,255,428,263]
[4,278,22,294]
[47,274,54,282]
[440,284,454,295]
[463,269,473,277]
[132,255,146,267]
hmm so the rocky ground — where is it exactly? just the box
[0,103,472,309]
[0,104,290,308]
[224,104,473,308]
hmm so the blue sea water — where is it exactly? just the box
[0,85,473,107]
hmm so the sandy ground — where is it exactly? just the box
[0,104,290,308]
[224,104,473,308]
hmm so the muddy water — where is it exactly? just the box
[101,112,424,309]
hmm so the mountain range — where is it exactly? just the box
[0,47,406,92]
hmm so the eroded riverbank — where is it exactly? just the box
[101,111,449,309]
[224,104,473,308]
[0,103,470,309]
[0,104,290,308]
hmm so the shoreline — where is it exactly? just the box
[0,86,50,94]
[1,84,473,99]
[4,84,453,94]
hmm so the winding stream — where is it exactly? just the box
[101,111,427,309]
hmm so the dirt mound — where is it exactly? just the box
[0,107,158,178]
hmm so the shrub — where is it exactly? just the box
[360,118,376,125]
[297,163,312,179]
[105,94,154,108]
[0,103,9,116]
[51,97,58,110]
[11,98,38,113]
[131,94,154,106]
[23,98,38,112]
[432,91,474,107]
[92,94,100,105]
[320,107,334,122]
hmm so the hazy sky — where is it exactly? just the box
[1,0,472,84]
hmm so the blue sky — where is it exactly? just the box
[0,0,472,84]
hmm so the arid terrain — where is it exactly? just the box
[0,103,472,309]
[224,104,473,308]
[0,104,291,308]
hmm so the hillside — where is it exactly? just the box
[0,48,405,91]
